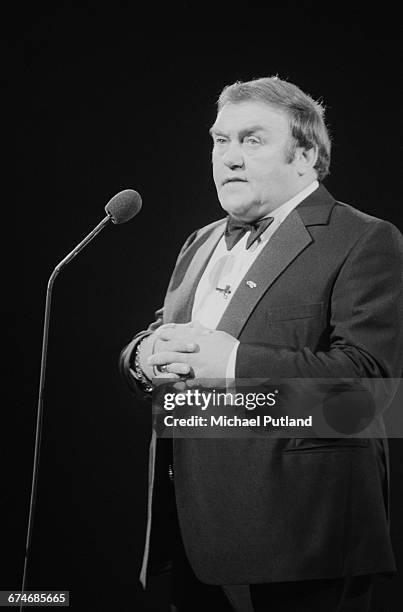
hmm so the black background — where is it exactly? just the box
[5,3,402,610]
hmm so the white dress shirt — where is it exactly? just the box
[191,180,319,379]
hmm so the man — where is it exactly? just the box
[120,77,403,611]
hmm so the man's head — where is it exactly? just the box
[210,76,331,221]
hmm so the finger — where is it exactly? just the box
[158,323,177,331]
[148,351,188,366]
[159,339,199,353]
[158,327,196,342]
[173,380,187,391]
[157,328,174,341]
[182,377,212,389]
[157,372,180,379]
[166,362,191,376]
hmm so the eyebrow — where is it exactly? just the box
[209,125,267,138]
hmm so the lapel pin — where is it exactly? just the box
[246,281,257,288]
[216,284,232,299]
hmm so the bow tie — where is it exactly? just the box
[224,216,274,251]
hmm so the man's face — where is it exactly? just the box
[211,101,302,221]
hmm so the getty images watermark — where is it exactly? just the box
[151,378,403,439]
[160,388,312,428]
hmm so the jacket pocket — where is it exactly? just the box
[284,438,369,453]
[266,302,324,322]
[263,302,325,348]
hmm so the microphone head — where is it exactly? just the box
[105,189,142,224]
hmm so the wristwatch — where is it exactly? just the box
[131,337,153,393]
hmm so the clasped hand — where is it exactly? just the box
[141,321,237,381]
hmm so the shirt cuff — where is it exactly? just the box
[225,340,240,382]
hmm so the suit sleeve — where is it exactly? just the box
[236,220,403,385]
[118,308,164,396]
[119,230,199,395]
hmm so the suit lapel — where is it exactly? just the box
[163,222,225,324]
[216,209,312,337]
[217,184,336,337]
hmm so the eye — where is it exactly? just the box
[243,136,261,146]
[213,136,228,145]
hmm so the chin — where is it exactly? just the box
[220,194,249,213]
[219,196,256,220]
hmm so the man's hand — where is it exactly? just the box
[139,323,200,380]
[147,321,238,380]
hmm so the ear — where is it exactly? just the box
[295,146,318,177]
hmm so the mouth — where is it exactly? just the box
[222,178,248,186]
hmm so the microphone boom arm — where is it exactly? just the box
[20,213,112,608]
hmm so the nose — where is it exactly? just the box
[222,141,244,169]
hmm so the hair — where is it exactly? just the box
[217,76,331,181]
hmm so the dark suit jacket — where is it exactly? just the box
[120,185,403,586]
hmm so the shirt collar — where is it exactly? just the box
[264,180,319,223]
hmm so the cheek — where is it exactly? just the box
[212,159,225,186]
[251,161,290,189]
[212,154,220,173]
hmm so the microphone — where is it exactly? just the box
[20,189,142,609]
[105,188,142,224]
[53,189,142,273]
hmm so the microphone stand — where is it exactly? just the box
[20,215,112,610]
